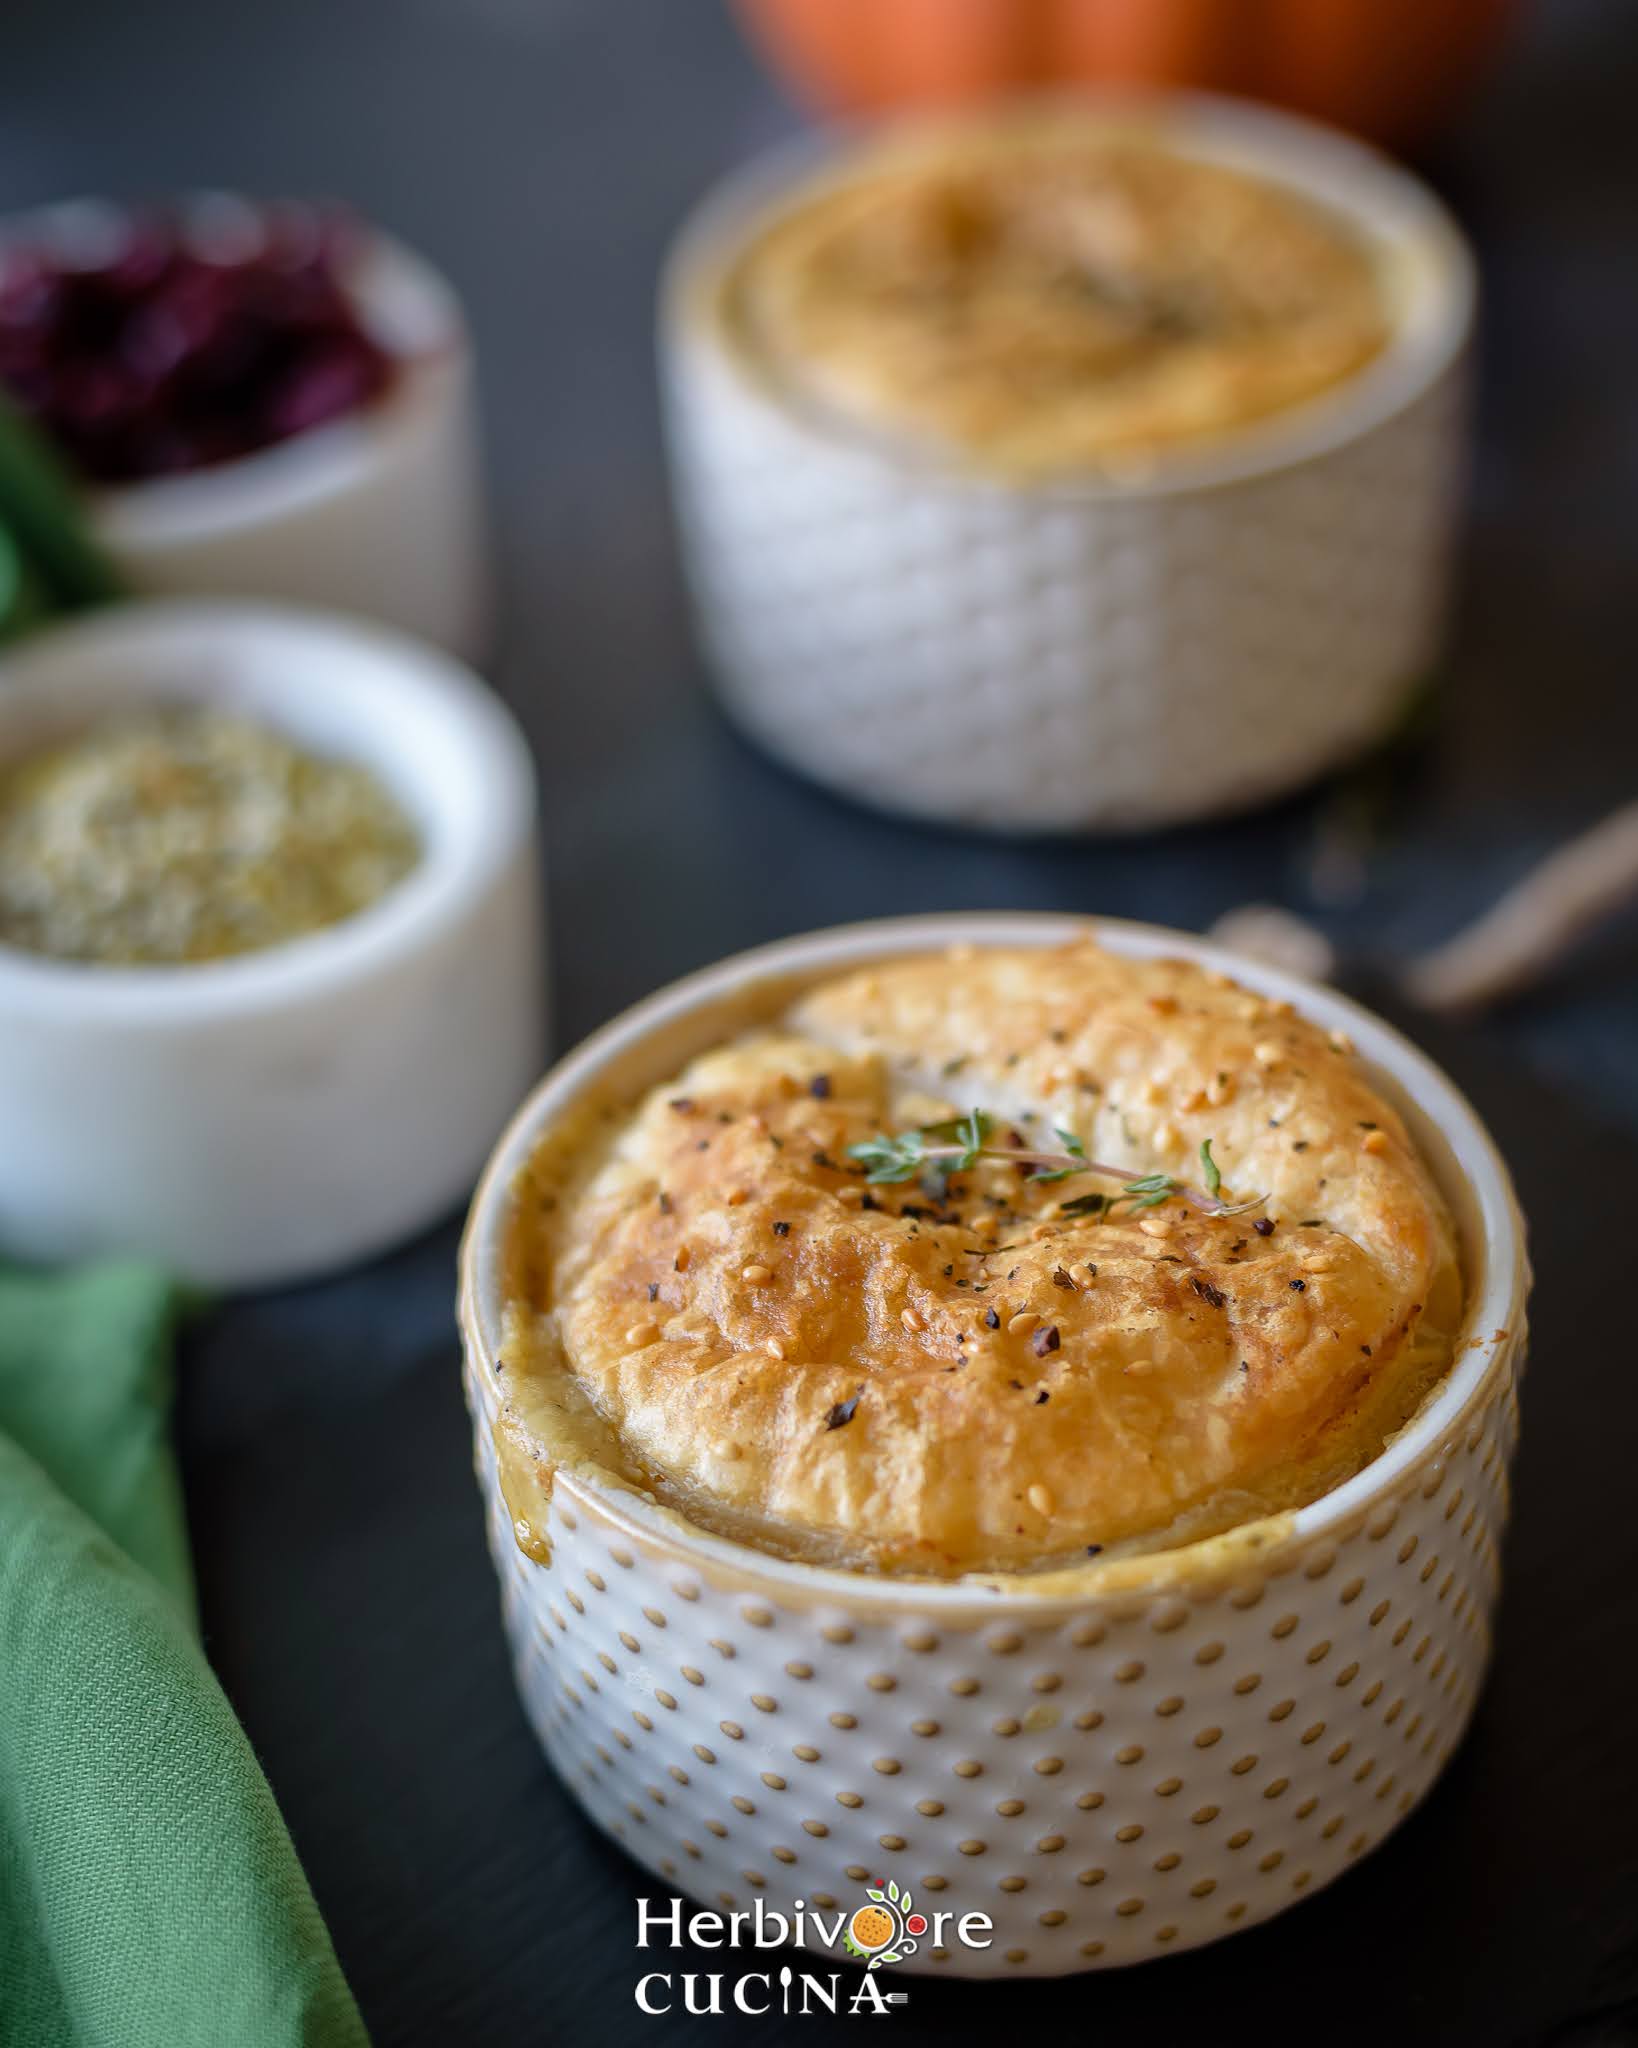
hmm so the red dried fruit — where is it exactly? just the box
[0,200,396,484]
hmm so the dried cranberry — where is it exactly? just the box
[0,200,397,484]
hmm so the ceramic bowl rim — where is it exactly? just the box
[661,88,1476,504]
[0,195,468,546]
[0,598,535,1020]
[459,911,1526,1614]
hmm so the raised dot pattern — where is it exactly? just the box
[663,329,1465,834]
[468,1327,1519,1977]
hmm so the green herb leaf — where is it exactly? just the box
[846,1131,925,1184]
[956,1106,991,1168]
[1200,1138,1222,1199]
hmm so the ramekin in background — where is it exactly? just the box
[4,199,490,661]
[661,98,1475,832]
[0,601,542,1288]
[459,913,1527,1976]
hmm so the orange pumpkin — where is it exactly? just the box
[733,0,1514,144]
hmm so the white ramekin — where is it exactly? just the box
[0,600,542,1289]
[661,97,1475,832]
[3,198,489,661]
[460,912,1526,1977]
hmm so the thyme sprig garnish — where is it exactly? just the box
[846,1114,1263,1219]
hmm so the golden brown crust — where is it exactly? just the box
[730,119,1390,476]
[519,942,1461,1577]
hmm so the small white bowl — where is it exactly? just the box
[4,197,489,660]
[460,913,1527,1975]
[0,601,543,1288]
[661,96,1475,832]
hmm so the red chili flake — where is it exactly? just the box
[984,1307,1000,1329]
[647,1282,659,1301]
[773,1221,791,1237]
[669,1097,696,1114]
[1052,1266,1078,1291]
[1290,1278,1306,1292]
[1253,1217,1276,1237]
[1190,1275,1227,1309]
[1033,1325,1061,1357]
[809,1075,832,1099]
[825,1392,861,1431]
[657,1191,673,1214]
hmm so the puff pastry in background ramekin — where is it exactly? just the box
[459,914,1527,1976]
[659,97,1475,833]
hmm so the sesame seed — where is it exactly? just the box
[740,1263,773,1285]
[624,1322,658,1346]
[901,1306,926,1334]
[1028,1483,1055,1517]
[1007,1311,1040,1337]
[1362,1130,1390,1156]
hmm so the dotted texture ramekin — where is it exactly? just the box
[660,99,1475,833]
[459,915,1527,1975]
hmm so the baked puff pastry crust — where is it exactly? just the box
[506,943,1462,1578]
[729,121,1391,476]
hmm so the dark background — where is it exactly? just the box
[4,1,1636,2041]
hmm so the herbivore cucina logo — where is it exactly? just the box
[633,1880,995,2015]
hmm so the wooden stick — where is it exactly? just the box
[1403,802,1638,1013]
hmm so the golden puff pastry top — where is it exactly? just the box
[506,942,1462,1580]
[728,116,1391,477]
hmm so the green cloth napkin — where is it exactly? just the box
[0,1261,369,2048]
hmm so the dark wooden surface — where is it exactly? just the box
[4,2,1636,2041]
